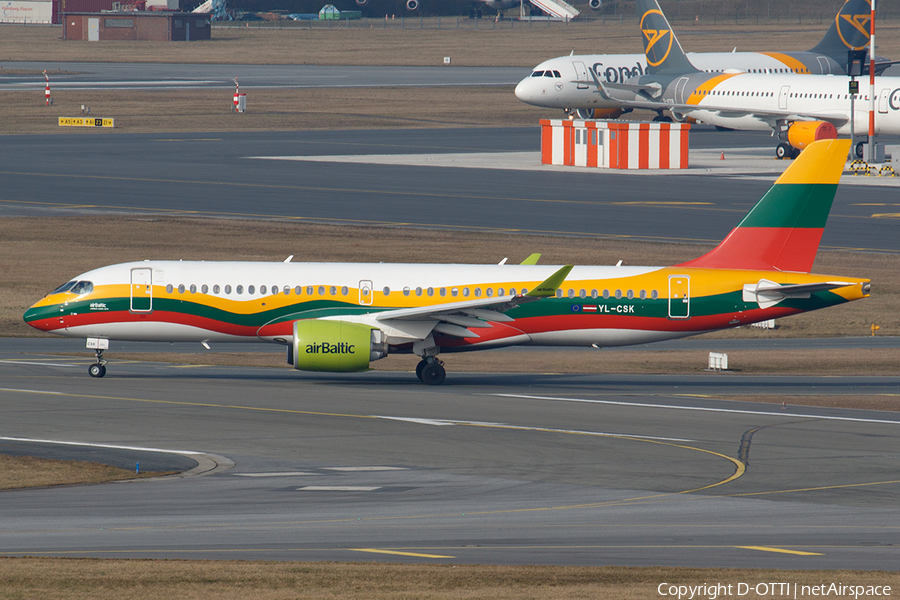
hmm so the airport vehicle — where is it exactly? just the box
[515,0,880,119]
[24,140,869,384]
[588,0,900,158]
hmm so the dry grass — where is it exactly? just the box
[0,86,544,134]
[5,216,896,340]
[0,455,168,490]
[2,19,900,66]
[0,558,896,599]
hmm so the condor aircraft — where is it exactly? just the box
[515,0,882,119]
[589,0,900,158]
[25,140,869,384]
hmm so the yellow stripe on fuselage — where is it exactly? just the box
[759,52,810,74]
[686,73,740,105]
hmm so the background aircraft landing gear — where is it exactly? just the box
[416,357,445,385]
[88,348,107,378]
[855,141,866,159]
[775,143,800,160]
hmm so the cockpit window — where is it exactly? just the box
[543,71,554,77]
[553,70,561,77]
[69,281,94,295]
[51,281,78,294]
[531,70,544,77]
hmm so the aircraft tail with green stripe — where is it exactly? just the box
[679,138,849,273]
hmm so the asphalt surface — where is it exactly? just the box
[1,128,899,253]
[1,347,899,567]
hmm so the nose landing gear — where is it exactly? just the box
[89,347,107,378]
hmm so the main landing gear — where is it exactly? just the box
[415,357,446,386]
[775,142,801,160]
[89,347,107,378]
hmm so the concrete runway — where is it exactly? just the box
[1,341,899,568]
[1,128,899,253]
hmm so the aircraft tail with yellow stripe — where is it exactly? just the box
[679,139,850,273]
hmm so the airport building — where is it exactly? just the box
[62,11,211,40]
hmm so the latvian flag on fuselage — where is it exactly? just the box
[582,305,598,312]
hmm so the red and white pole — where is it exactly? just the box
[867,0,876,161]
[232,77,240,112]
[43,70,51,106]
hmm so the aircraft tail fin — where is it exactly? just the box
[808,0,871,63]
[677,139,851,273]
[636,0,697,76]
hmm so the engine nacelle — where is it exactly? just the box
[406,0,418,10]
[356,0,367,5]
[589,0,602,9]
[786,120,838,151]
[592,107,623,119]
[290,320,388,372]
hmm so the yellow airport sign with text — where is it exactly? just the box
[59,117,114,128]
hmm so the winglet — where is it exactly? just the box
[526,265,573,297]
[520,253,542,265]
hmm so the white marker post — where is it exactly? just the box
[43,70,51,106]
[866,0,876,162]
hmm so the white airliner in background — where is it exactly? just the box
[587,0,900,158]
[355,0,596,15]
[515,0,882,119]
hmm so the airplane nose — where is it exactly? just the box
[515,78,537,104]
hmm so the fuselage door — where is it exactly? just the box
[668,275,690,319]
[130,267,153,313]
[816,56,831,75]
[358,280,374,306]
[674,77,690,105]
[778,85,790,110]
[573,61,588,89]
[879,88,891,114]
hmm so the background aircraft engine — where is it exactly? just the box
[406,0,418,10]
[592,108,623,119]
[786,121,838,151]
[355,0,367,5]
[290,320,388,373]
[589,0,602,8]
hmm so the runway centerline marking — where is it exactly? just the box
[350,548,455,559]
[736,546,823,556]
[493,393,900,425]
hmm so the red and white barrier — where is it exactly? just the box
[540,119,690,169]
[43,70,51,106]
[232,77,246,113]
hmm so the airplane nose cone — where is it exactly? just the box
[23,301,56,331]
[515,78,537,104]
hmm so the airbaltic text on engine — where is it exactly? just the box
[306,342,355,354]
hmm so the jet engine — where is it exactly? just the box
[589,0,602,8]
[786,121,838,151]
[356,0,367,5]
[574,108,623,120]
[289,320,388,372]
[406,0,418,10]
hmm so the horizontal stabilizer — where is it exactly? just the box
[742,279,854,309]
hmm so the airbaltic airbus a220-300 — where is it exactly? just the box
[25,140,869,384]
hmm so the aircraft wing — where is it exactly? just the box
[371,265,573,339]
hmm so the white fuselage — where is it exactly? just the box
[515,52,839,111]
[673,73,900,136]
